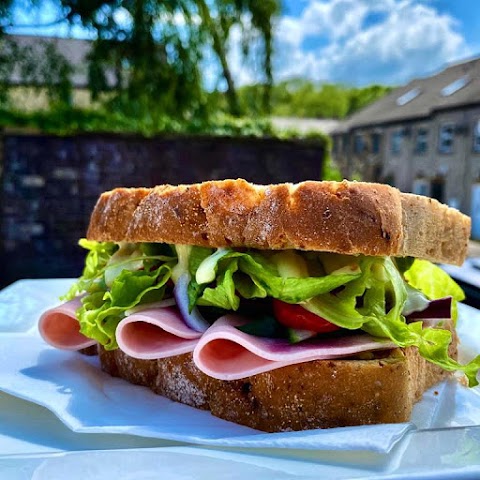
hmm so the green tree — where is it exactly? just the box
[237,79,392,119]
[244,0,279,113]
[59,0,278,118]
[347,85,392,115]
[0,0,279,117]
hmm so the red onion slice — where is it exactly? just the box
[406,296,452,320]
[173,273,210,332]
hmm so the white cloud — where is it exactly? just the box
[227,0,471,87]
[301,0,370,39]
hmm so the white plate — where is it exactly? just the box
[0,279,480,455]
[1,429,480,480]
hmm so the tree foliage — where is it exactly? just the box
[232,79,392,119]
[0,0,389,122]
[195,0,279,115]
[0,0,279,117]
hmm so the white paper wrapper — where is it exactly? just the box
[0,279,479,454]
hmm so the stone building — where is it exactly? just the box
[331,57,480,225]
[1,34,117,109]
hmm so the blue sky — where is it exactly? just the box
[265,0,480,86]
[6,0,480,87]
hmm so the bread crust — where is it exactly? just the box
[87,187,151,242]
[86,180,470,265]
[99,334,457,432]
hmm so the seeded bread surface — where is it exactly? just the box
[87,179,470,265]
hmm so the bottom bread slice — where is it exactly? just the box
[98,336,457,432]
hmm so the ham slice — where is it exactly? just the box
[39,297,96,350]
[193,315,397,380]
[116,307,202,360]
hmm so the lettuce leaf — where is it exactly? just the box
[404,259,465,322]
[197,258,240,310]
[240,252,362,303]
[187,246,214,311]
[304,257,395,330]
[63,239,176,349]
[363,313,480,387]
[404,260,465,301]
[305,256,480,387]
[78,265,172,349]
[62,240,118,301]
[192,249,362,310]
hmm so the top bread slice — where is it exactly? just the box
[86,179,471,266]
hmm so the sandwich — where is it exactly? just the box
[39,179,480,432]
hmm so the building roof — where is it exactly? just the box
[334,56,480,133]
[4,34,116,88]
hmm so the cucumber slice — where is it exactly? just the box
[288,328,317,344]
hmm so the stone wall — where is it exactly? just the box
[0,133,325,287]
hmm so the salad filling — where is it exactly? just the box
[62,239,480,387]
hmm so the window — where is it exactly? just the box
[439,124,455,154]
[396,87,421,106]
[441,76,469,97]
[413,175,430,197]
[390,130,403,155]
[354,133,365,154]
[431,175,445,203]
[414,128,428,154]
[371,133,381,154]
[474,120,480,153]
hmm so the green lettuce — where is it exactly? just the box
[197,257,241,310]
[186,246,214,312]
[78,265,172,349]
[305,257,480,387]
[190,248,362,310]
[63,239,177,349]
[405,259,465,322]
[304,257,393,330]
[405,259,465,301]
[62,240,118,301]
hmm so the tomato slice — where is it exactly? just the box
[273,300,341,333]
